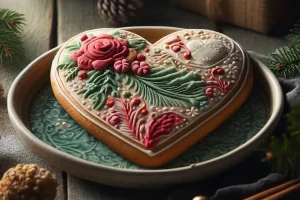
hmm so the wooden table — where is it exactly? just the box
[0,0,288,199]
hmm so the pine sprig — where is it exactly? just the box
[267,46,300,78]
[0,29,24,65]
[267,20,300,78]
[264,109,300,178]
[0,9,25,33]
[0,9,25,65]
[286,20,300,47]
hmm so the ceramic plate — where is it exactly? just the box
[8,27,283,189]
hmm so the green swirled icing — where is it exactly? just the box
[29,83,268,169]
[122,67,207,108]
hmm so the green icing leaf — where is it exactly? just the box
[66,67,80,82]
[78,70,120,110]
[87,33,94,38]
[57,54,75,69]
[65,40,82,52]
[128,38,147,50]
[122,67,207,108]
[108,30,126,39]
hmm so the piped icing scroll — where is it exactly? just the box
[52,29,248,156]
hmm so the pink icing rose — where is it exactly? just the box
[70,34,129,70]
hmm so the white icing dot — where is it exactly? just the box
[97,112,101,116]
[180,110,185,113]
[87,106,91,111]
[56,123,60,127]
[82,101,86,105]
[176,126,180,129]
[183,119,187,122]
[163,107,168,111]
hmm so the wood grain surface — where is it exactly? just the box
[0,0,65,199]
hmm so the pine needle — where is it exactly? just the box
[0,9,25,65]
[0,29,24,65]
[264,109,300,178]
[0,8,25,33]
[267,46,300,78]
[286,20,300,47]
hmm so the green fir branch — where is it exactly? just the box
[286,20,300,46]
[0,9,25,65]
[0,8,25,33]
[264,109,300,178]
[0,29,24,65]
[267,46,300,78]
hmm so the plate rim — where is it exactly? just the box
[7,26,283,184]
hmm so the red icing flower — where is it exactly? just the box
[70,34,129,71]
[113,59,130,73]
[131,61,151,76]
[144,113,183,149]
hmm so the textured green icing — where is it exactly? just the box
[122,67,207,108]
[77,70,120,110]
[29,83,268,170]
[108,30,126,39]
[65,40,82,52]
[128,38,147,50]
[56,36,82,81]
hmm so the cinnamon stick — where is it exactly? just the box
[244,179,300,200]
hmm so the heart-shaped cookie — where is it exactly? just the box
[50,28,253,167]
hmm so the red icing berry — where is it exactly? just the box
[131,98,141,106]
[106,99,115,107]
[144,48,149,52]
[78,70,88,80]
[140,109,148,115]
[183,52,191,59]
[137,54,146,61]
[80,34,88,42]
[171,45,180,52]
[205,88,213,96]
[216,68,224,74]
